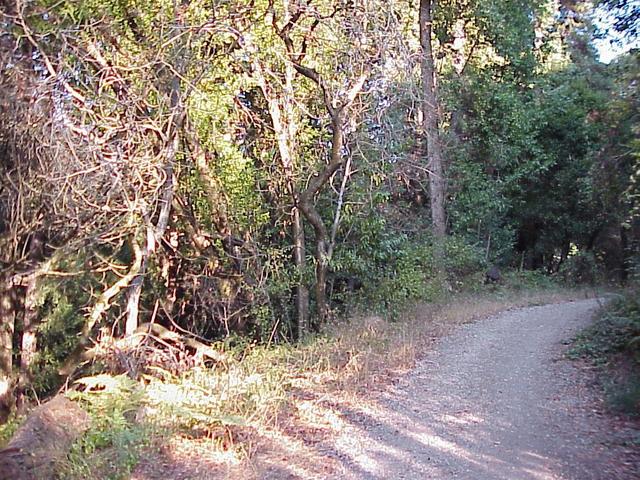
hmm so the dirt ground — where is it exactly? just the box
[133,299,640,480]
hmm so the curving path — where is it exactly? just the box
[328,299,639,479]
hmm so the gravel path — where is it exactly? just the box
[326,299,639,480]
[133,299,639,480]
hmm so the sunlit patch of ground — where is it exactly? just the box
[131,288,602,479]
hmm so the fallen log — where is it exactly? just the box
[0,395,90,479]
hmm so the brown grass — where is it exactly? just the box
[108,286,600,479]
[309,287,595,396]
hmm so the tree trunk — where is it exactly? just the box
[620,225,629,283]
[297,110,350,322]
[557,241,570,273]
[18,276,38,407]
[294,83,365,323]
[419,0,447,241]
[268,4,367,324]
[125,226,152,335]
[292,208,309,337]
[253,52,310,336]
[125,74,180,335]
[0,276,16,423]
[314,239,329,321]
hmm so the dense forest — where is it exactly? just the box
[0,0,638,435]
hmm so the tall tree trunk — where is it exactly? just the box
[285,76,366,323]
[419,0,447,241]
[267,2,367,323]
[297,110,349,322]
[124,227,152,335]
[0,276,16,423]
[252,52,310,336]
[292,208,309,337]
[14,233,47,406]
[282,8,311,335]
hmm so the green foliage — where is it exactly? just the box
[64,376,147,479]
[559,251,603,285]
[608,379,640,415]
[342,232,487,317]
[443,236,487,277]
[28,253,104,398]
[473,0,539,78]
[448,159,514,261]
[370,245,439,315]
[569,291,640,414]
[446,49,622,273]
[0,413,24,448]
[569,293,640,361]
[501,270,557,290]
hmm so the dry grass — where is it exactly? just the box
[310,286,596,394]
[65,285,599,479]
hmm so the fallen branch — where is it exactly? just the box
[60,322,227,378]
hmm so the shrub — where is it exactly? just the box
[569,290,640,415]
[498,269,556,290]
[443,236,487,278]
[64,375,147,479]
[559,251,602,285]
[351,234,487,317]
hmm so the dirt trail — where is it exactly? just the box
[324,299,639,479]
[134,299,640,479]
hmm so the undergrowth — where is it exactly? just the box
[60,375,149,479]
[3,277,593,477]
[569,289,640,415]
[0,412,24,447]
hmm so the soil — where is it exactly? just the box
[132,299,640,480]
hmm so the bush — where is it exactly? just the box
[610,292,640,360]
[29,259,98,398]
[443,236,487,278]
[559,251,602,285]
[64,375,148,479]
[348,234,487,317]
[569,290,640,415]
[357,238,438,316]
[501,269,557,290]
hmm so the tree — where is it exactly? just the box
[249,0,393,321]
[247,0,311,336]
[419,0,447,242]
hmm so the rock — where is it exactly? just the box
[485,266,501,284]
[0,395,90,479]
